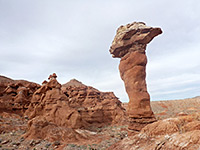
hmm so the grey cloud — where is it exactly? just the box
[0,0,200,102]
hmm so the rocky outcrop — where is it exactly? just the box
[24,75,83,131]
[109,22,162,131]
[24,74,125,141]
[0,74,125,142]
[0,75,40,115]
[23,117,85,142]
[108,114,200,150]
[62,79,126,127]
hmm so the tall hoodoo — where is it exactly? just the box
[109,22,162,131]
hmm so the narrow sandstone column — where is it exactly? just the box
[109,22,162,131]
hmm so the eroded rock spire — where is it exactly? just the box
[109,22,162,131]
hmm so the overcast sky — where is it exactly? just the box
[0,0,200,102]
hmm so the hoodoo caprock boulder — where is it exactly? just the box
[109,22,162,131]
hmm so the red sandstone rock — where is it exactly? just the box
[0,75,40,115]
[24,74,125,141]
[140,118,179,136]
[110,22,162,58]
[23,117,84,142]
[62,79,126,127]
[178,111,188,116]
[48,74,52,80]
[182,121,200,132]
[42,80,48,85]
[52,73,57,79]
[109,22,162,131]
[108,114,200,150]
[23,76,86,141]
[25,77,82,127]
[1,74,200,148]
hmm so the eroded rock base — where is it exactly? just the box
[128,117,156,131]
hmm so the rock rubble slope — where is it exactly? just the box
[108,113,200,150]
